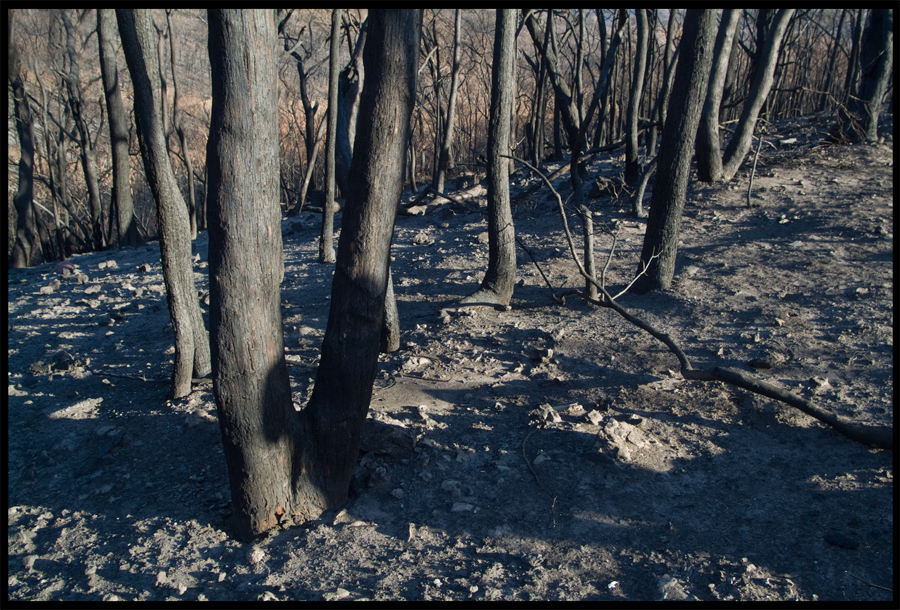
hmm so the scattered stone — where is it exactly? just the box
[529,404,562,423]
[76,273,90,284]
[39,281,60,295]
[138,263,153,273]
[853,287,870,299]
[441,480,463,499]
[476,231,489,244]
[52,260,76,275]
[413,232,433,246]
[585,410,604,425]
[451,502,474,512]
[260,591,278,601]
[532,453,550,466]
[658,575,690,601]
[809,376,833,394]
[84,284,102,295]
[323,588,350,601]
[248,547,266,565]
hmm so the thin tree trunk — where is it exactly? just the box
[843,9,866,104]
[625,9,649,187]
[461,9,517,307]
[8,9,37,268]
[117,8,211,399]
[434,9,462,194]
[166,9,197,240]
[634,9,716,294]
[722,9,795,181]
[98,8,141,248]
[659,9,681,129]
[696,8,741,183]
[319,8,341,264]
[836,8,893,143]
[335,16,366,197]
[62,10,105,251]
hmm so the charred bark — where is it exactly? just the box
[117,8,211,398]
[633,9,716,294]
[98,8,141,248]
[462,9,517,307]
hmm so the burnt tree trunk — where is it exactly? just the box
[166,9,198,240]
[207,8,419,540]
[696,8,741,183]
[335,16,366,198]
[836,8,893,143]
[633,9,716,294]
[8,9,37,268]
[434,9,462,194]
[62,10,105,251]
[117,8,211,399]
[625,9,649,188]
[98,8,141,248]
[319,8,341,264]
[462,9,516,307]
[721,9,795,181]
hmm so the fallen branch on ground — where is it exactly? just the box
[506,155,893,451]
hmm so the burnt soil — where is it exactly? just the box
[7,114,894,601]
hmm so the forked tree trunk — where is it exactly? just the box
[98,8,141,248]
[207,8,420,540]
[117,9,211,398]
[696,8,740,183]
[721,9,795,181]
[462,9,516,307]
[634,9,716,294]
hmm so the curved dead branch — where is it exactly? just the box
[505,154,892,451]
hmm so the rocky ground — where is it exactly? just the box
[7,113,894,601]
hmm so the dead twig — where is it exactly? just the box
[845,571,892,592]
[523,429,557,527]
[515,235,562,303]
[502,156,893,452]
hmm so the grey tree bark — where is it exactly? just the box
[61,10,106,251]
[721,9,795,181]
[625,9,649,188]
[695,9,741,183]
[166,9,198,241]
[634,9,716,294]
[319,8,341,264]
[207,8,419,540]
[117,8,211,399]
[335,16,366,198]
[8,9,37,268]
[98,8,142,248]
[434,9,462,194]
[462,9,517,307]
[836,8,893,143]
